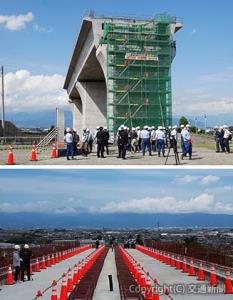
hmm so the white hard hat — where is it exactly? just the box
[151,126,155,129]
[66,127,71,132]
[120,125,124,130]
[173,125,177,129]
[124,126,128,130]
[186,124,191,128]
[24,244,29,249]
[162,127,166,130]
[168,126,172,129]
[73,128,77,132]
[158,126,163,130]
[132,127,135,130]
[96,126,99,129]
[180,125,185,128]
[220,126,223,129]
[136,126,140,130]
[223,125,228,129]
[14,245,20,250]
[214,126,218,129]
[144,125,148,129]
[104,126,107,130]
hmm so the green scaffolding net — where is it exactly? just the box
[101,14,175,134]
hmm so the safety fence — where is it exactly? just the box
[136,245,233,294]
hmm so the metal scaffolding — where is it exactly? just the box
[102,14,175,135]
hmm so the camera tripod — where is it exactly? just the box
[165,140,180,165]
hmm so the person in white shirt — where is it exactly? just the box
[150,126,157,152]
[170,125,178,153]
[64,127,74,160]
[181,124,192,160]
[223,125,231,153]
[140,126,151,156]
[156,126,165,157]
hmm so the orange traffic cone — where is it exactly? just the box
[35,258,41,272]
[51,280,58,300]
[188,260,196,276]
[30,144,37,161]
[6,145,15,165]
[144,277,153,300]
[67,269,73,292]
[197,263,205,281]
[7,266,14,285]
[209,266,217,286]
[60,274,68,300]
[41,256,46,269]
[225,271,233,294]
[182,258,188,273]
[51,144,58,158]
[46,255,51,267]
[73,266,78,285]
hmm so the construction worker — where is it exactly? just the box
[181,124,192,160]
[64,128,74,160]
[96,127,106,158]
[13,245,22,283]
[86,128,93,153]
[81,128,89,157]
[140,126,152,156]
[214,126,221,153]
[180,124,185,156]
[156,126,165,157]
[136,126,142,151]
[103,127,110,155]
[131,127,138,152]
[170,125,178,154]
[118,126,128,159]
[72,128,79,156]
[20,244,32,281]
[150,126,157,152]
[223,125,231,153]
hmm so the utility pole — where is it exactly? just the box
[204,114,207,134]
[1,66,5,137]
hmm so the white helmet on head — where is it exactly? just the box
[168,126,172,129]
[120,125,124,130]
[151,126,155,130]
[24,244,29,249]
[173,125,177,129]
[223,125,228,129]
[180,125,185,128]
[104,126,107,130]
[214,126,218,129]
[96,126,99,130]
[144,125,148,129]
[124,126,128,130]
[186,124,191,128]
[132,127,135,131]
[158,126,163,130]
[14,245,20,250]
[66,127,71,133]
[86,128,90,132]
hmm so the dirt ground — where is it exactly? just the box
[0,134,232,166]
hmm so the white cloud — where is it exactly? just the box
[98,193,233,215]
[0,12,34,31]
[201,175,220,185]
[34,23,53,33]
[4,69,67,112]
[176,175,200,183]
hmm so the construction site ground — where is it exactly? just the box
[0,144,233,166]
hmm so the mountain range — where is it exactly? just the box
[0,213,232,229]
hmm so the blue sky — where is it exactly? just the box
[1,0,233,123]
[1,169,233,215]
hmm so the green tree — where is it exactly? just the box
[179,116,189,126]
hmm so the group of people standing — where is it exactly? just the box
[214,125,232,153]
[13,244,32,283]
[64,124,194,160]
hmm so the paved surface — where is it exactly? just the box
[128,249,232,299]
[93,248,120,300]
[0,248,94,300]
[1,145,233,165]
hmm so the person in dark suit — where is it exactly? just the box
[96,127,105,158]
